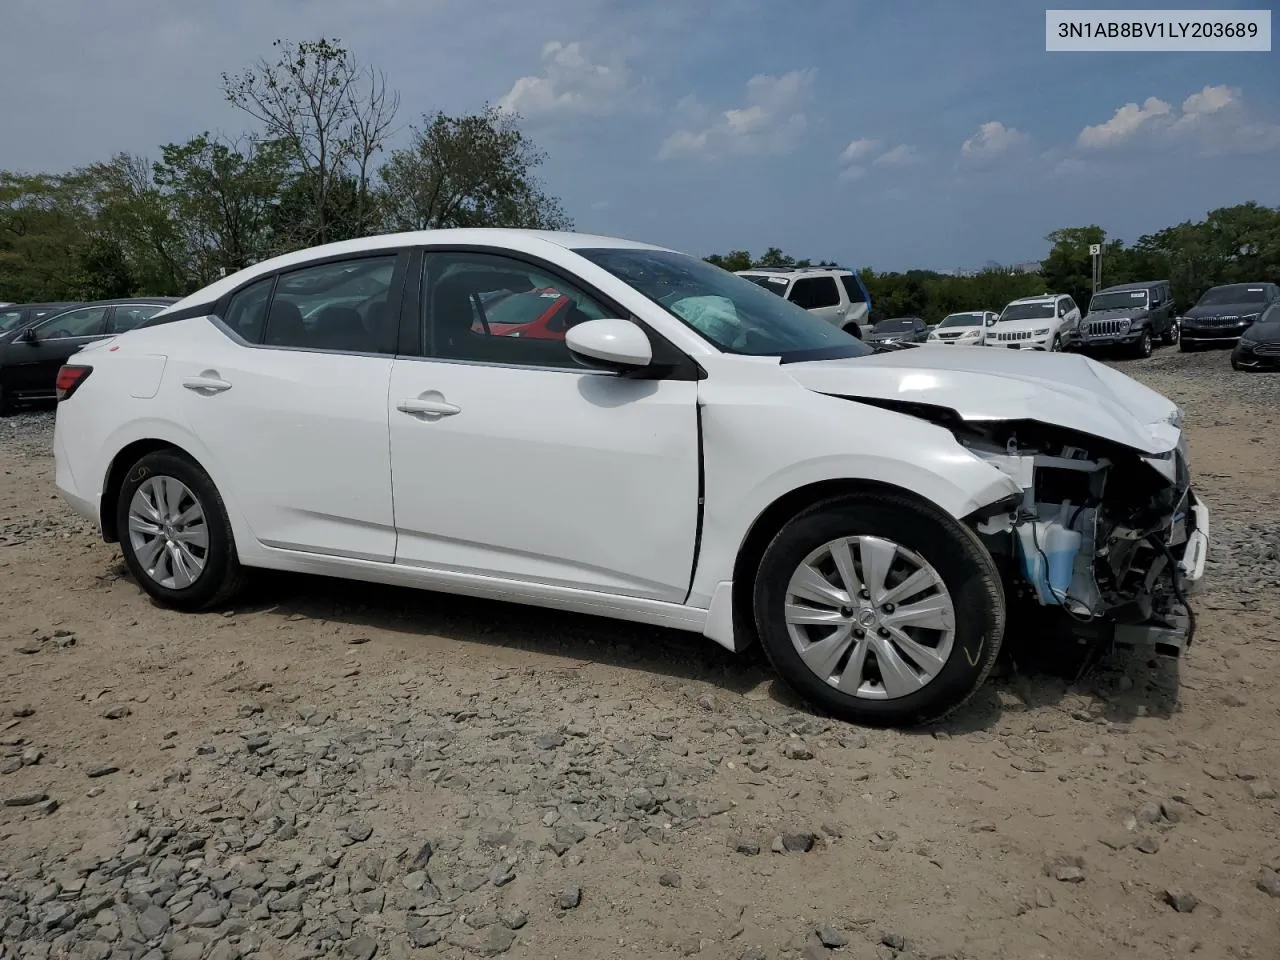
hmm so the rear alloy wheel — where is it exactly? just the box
[1134,329,1153,358]
[116,451,244,611]
[753,495,1005,726]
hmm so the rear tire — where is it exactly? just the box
[752,494,1005,727]
[115,451,245,611]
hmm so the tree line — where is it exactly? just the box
[0,38,569,302]
[707,202,1280,323]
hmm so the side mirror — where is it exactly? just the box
[17,326,38,344]
[986,316,997,327]
[565,318,653,372]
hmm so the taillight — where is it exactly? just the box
[55,364,92,401]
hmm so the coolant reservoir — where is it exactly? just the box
[1018,502,1083,605]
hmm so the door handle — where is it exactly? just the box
[397,397,461,418]
[182,373,232,395]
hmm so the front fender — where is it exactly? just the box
[689,384,1021,607]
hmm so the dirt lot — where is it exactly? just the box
[2,348,1278,960]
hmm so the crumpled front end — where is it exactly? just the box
[959,419,1209,658]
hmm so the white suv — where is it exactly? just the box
[735,267,871,338]
[985,294,1080,352]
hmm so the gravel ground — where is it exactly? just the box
[2,347,1278,960]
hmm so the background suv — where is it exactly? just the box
[735,266,871,338]
[1179,282,1280,351]
[928,310,996,346]
[1077,280,1177,358]
[984,293,1080,352]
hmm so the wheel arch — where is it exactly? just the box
[100,439,209,542]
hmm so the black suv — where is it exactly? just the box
[1180,282,1280,351]
[1076,281,1176,358]
[0,297,177,413]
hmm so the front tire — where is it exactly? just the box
[1049,334,1062,352]
[1162,321,1179,346]
[1179,338,1195,353]
[1133,329,1153,358]
[116,451,244,611]
[752,495,1005,727]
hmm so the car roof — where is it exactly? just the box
[1097,280,1169,292]
[167,229,677,310]
[1007,294,1064,304]
[3,300,83,311]
[736,267,853,278]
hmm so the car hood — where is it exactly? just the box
[866,330,914,340]
[1185,302,1266,319]
[785,347,1180,455]
[1084,308,1147,323]
[1244,321,1280,342]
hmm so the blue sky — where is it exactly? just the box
[3,0,1277,270]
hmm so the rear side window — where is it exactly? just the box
[112,304,164,332]
[267,255,398,353]
[839,275,867,304]
[789,277,840,309]
[224,277,274,343]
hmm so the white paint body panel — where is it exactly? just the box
[52,228,1202,655]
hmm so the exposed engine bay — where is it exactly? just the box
[957,418,1208,658]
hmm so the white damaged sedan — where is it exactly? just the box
[52,230,1209,726]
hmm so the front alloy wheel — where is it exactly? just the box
[783,537,955,700]
[753,494,1005,726]
[1135,329,1153,358]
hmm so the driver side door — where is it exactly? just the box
[6,305,109,398]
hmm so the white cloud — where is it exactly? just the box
[1077,84,1280,155]
[960,121,1028,161]
[839,138,881,163]
[873,144,918,167]
[497,41,630,117]
[1077,96,1172,148]
[658,69,815,160]
[835,138,916,181]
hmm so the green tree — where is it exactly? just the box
[222,37,399,246]
[379,107,570,231]
[705,250,752,271]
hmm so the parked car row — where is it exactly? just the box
[0,297,177,413]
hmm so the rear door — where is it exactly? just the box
[175,252,407,560]
[6,305,109,397]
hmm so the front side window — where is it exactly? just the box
[112,304,164,332]
[264,256,398,352]
[424,252,609,368]
[36,306,108,339]
[788,277,840,309]
[0,310,23,334]
[578,248,870,362]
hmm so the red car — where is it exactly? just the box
[474,287,573,339]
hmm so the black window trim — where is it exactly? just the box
[206,249,411,358]
[402,243,704,382]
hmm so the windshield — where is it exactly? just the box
[1090,290,1147,311]
[999,302,1055,321]
[579,248,872,361]
[1197,284,1269,306]
[0,310,24,334]
[874,319,917,332]
[938,313,982,328]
